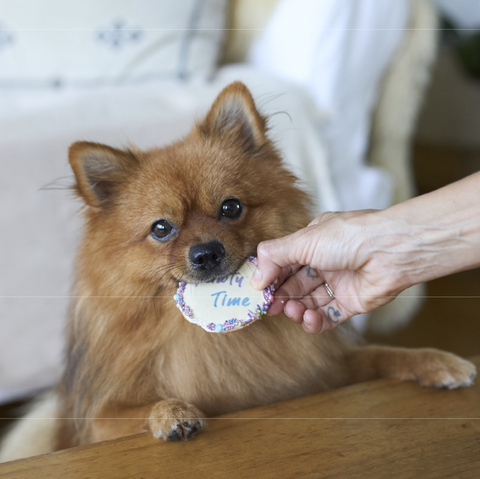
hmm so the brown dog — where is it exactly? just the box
[0,82,476,461]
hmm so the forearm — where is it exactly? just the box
[371,172,480,290]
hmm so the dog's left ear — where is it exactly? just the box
[197,81,267,152]
[68,141,139,209]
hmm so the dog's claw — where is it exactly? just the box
[166,421,201,441]
[149,399,205,441]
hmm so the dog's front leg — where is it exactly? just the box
[347,345,476,389]
[90,399,205,443]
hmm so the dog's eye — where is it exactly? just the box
[150,219,175,241]
[221,198,243,220]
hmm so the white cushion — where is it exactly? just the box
[0,0,227,87]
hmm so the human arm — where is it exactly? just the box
[251,172,480,333]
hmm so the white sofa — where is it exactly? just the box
[0,0,438,403]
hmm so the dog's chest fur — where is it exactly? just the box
[154,306,354,416]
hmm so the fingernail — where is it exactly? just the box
[302,321,313,333]
[302,315,316,333]
[250,269,263,289]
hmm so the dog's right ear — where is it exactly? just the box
[68,141,138,209]
[197,81,268,153]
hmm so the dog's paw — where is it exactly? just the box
[148,399,205,441]
[412,349,476,389]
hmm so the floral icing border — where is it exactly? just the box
[174,256,275,333]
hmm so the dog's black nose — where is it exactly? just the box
[189,241,225,271]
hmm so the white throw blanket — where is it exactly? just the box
[250,0,409,211]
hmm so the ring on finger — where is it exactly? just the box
[324,281,335,299]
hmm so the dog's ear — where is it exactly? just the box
[68,141,138,209]
[197,81,267,152]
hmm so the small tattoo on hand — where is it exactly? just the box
[327,307,341,323]
[306,266,319,279]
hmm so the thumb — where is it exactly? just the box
[251,228,314,289]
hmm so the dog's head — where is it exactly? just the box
[69,82,311,290]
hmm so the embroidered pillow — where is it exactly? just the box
[0,0,227,87]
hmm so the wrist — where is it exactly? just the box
[373,188,480,289]
[363,210,418,293]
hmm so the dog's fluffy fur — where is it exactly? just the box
[0,82,476,462]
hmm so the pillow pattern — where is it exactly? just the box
[0,0,227,87]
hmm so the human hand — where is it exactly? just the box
[251,210,407,334]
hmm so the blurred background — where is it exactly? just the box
[0,0,479,431]
[368,2,480,355]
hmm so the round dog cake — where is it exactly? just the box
[174,257,274,333]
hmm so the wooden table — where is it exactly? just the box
[2,356,480,478]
